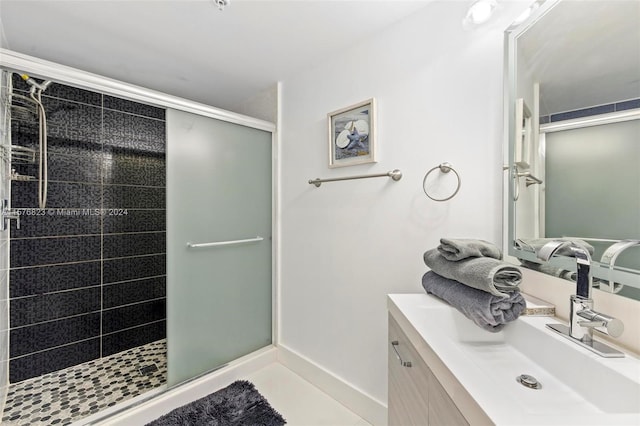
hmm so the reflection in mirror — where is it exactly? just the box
[514,98,532,169]
[504,0,640,300]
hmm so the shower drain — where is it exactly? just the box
[516,374,542,389]
[138,364,159,376]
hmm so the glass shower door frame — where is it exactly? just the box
[166,107,277,386]
[0,48,279,418]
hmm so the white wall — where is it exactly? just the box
[279,0,529,409]
[233,83,279,124]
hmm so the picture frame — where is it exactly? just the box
[327,98,377,168]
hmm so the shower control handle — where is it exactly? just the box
[1,199,20,231]
[5,211,20,230]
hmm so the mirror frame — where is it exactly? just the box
[502,0,640,295]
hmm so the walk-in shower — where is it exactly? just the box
[1,70,168,424]
[0,53,275,425]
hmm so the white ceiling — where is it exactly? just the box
[517,0,640,116]
[0,0,433,111]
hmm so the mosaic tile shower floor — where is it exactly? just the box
[2,339,166,425]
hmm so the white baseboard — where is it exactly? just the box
[277,344,387,426]
[91,346,277,425]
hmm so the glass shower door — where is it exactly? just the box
[166,109,272,386]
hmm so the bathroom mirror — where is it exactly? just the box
[504,0,640,300]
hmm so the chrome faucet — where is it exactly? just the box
[537,240,625,358]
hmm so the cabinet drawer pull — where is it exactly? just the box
[391,340,412,367]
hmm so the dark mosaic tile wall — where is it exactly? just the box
[8,75,166,382]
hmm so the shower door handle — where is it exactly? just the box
[186,236,264,249]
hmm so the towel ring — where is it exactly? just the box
[422,162,461,202]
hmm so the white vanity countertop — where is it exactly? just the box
[388,293,640,426]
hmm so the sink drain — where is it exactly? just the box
[516,374,542,389]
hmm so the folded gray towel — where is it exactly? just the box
[514,238,595,256]
[437,238,502,261]
[520,260,576,281]
[422,271,525,332]
[424,249,522,298]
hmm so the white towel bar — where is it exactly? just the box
[187,236,264,249]
[308,169,402,187]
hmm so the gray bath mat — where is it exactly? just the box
[146,380,286,426]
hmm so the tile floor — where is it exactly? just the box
[245,363,372,426]
[1,339,166,425]
[2,343,371,426]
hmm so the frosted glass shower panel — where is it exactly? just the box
[166,109,272,386]
[545,119,640,267]
[545,120,640,238]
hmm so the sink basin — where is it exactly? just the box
[389,294,640,425]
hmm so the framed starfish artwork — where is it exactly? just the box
[327,98,377,168]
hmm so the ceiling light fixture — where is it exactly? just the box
[212,0,230,11]
[463,0,498,27]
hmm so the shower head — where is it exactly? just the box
[21,74,53,93]
[212,0,230,10]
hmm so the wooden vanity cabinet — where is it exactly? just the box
[388,315,469,426]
